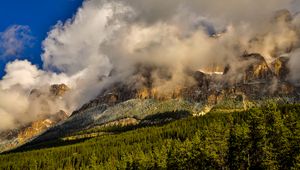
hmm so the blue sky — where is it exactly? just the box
[0,0,83,77]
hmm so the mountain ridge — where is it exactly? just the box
[13,53,299,148]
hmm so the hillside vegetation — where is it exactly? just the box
[0,104,299,169]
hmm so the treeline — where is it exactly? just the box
[0,104,299,169]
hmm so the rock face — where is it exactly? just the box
[242,54,274,82]
[0,111,68,152]
[0,84,69,152]
[272,56,290,81]
[17,111,68,144]
[88,54,296,106]
[70,53,298,117]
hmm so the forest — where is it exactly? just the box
[0,103,299,169]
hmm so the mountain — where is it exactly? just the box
[0,84,69,152]
[19,53,299,146]
[1,53,300,169]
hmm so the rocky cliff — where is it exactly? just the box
[75,53,297,111]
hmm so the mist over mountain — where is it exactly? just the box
[0,0,300,139]
[1,1,300,169]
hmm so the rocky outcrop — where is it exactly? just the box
[242,54,274,83]
[17,111,68,144]
[272,56,290,81]
[0,84,70,152]
[50,84,69,97]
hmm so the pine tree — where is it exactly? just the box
[248,108,269,169]
[228,123,250,170]
[88,152,98,169]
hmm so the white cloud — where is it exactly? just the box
[0,60,74,90]
[42,2,120,76]
[0,25,33,58]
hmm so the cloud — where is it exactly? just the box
[41,2,123,76]
[0,109,15,130]
[0,60,78,130]
[41,0,300,96]
[288,49,300,84]
[120,0,293,25]
[0,88,29,130]
[0,25,34,58]
[1,0,300,130]
[0,60,74,90]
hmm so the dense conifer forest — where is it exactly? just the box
[0,104,299,169]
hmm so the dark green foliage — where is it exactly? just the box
[0,104,300,169]
[142,110,191,122]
